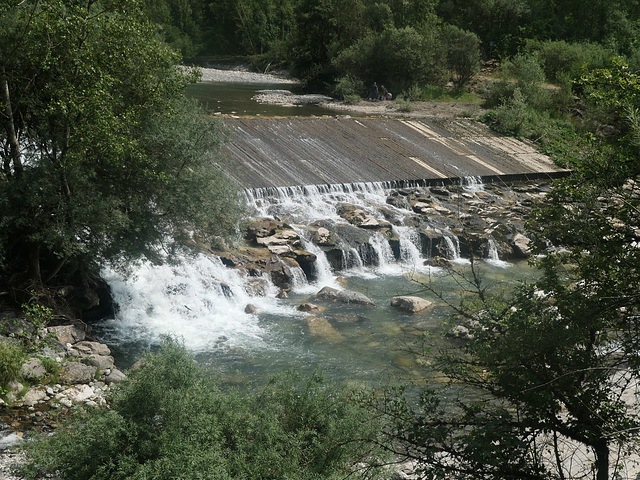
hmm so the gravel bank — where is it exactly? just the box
[198,67,296,84]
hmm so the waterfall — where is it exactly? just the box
[298,239,340,292]
[395,226,425,271]
[369,232,404,275]
[486,236,511,268]
[98,254,300,353]
[443,234,461,261]
[461,176,484,193]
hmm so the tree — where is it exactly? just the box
[290,0,366,88]
[0,0,243,298]
[441,24,481,88]
[370,59,640,480]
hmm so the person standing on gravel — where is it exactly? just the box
[369,82,378,101]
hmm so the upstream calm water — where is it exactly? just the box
[186,81,337,117]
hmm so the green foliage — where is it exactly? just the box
[441,24,481,88]
[528,39,613,83]
[333,75,366,101]
[25,340,388,480]
[0,0,244,288]
[4,301,56,352]
[395,98,414,112]
[484,88,548,138]
[0,341,25,390]
[332,25,444,94]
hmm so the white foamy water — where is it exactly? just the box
[100,254,300,353]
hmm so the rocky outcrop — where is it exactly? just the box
[210,182,550,309]
[0,309,126,416]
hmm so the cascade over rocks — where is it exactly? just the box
[212,181,550,293]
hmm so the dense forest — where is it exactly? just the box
[145,0,640,89]
[2,1,640,480]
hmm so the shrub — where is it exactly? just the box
[440,24,481,88]
[343,94,362,105]
[485,87,550,139]
[0,341,25,389]
[401,84,423,102]
[333,75,366,101]
[396,97,414,112]
[531,40,613,83]
[24,340,388,480]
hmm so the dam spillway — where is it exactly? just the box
[220,117,567,190]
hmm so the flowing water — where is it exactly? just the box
[94,180,537,388]
[93,82,537,387]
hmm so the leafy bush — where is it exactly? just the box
[0,341,25,390]
[344,94,362,105]
[401,84,423,102]
[333,26,445,94]
[396,97,415,112]
[24,340,388,480]
[530,40,613,83]
[333,75,366,101]
[440,24,481,88]
[484,88,550,138]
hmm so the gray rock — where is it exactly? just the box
[316,286,375,306]
[104,368,127,384]
[59,361,96,384]
[22,386,48,406]
[83,355,115,371]
[391,296,433,313]
[56,384,95,404]
[297,303,324,313]
[513,233,532,257]
[74,341,111,357]
[47,325,86,344]
[244,304,258,314]
[20,357,46,381]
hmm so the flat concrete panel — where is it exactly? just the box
[221,117,566,189]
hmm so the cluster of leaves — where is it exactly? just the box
[23,340,388,480]
[0,0,244,294]
[0,341,25,392]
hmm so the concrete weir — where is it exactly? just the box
[221,117,568,190]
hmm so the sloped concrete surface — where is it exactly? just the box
[221,117,566,189]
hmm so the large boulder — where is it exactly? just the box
[21,358,46,381]
[58,361,96,384]
[512,233,532,258]
[305,316,345,342]
[315,286,375,306]
[391,296,433,313]
[47,325,86,344]
[337,204,389,229]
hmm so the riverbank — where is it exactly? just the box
[197,66,487,119]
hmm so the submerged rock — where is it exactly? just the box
[305,316,345,342]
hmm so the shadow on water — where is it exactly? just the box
[186,81,339,117]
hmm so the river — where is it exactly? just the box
[92,80,538,388]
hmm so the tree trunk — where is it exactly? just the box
[27,243,43,288]
[0,47,23,178]
[593,438,609,480]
